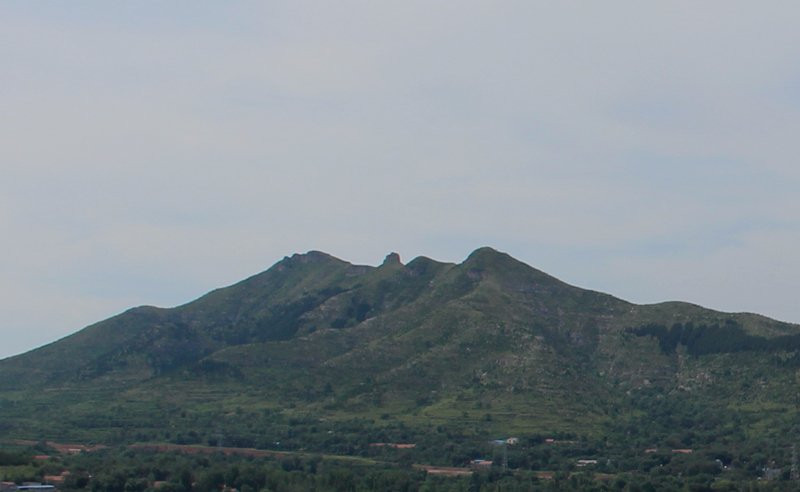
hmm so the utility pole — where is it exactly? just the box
[791,444,798,481]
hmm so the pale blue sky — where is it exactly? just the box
[2,2,800,358]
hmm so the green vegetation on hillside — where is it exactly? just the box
[629,321,800,357]
[2,247,800,488]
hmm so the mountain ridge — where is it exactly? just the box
[2,247,793,374]
[1,247,799,466]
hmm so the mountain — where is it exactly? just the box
[1,247,799,476]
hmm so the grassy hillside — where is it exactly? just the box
[2,247,800,484]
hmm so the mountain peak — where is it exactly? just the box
[381,252,402,266]
[282,250,343,265]
[462,246,520,269]
[466,246,505,259]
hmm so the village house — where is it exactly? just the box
[544,438,577,445]
[12,484,55,492]
[470,459,493,469]
[42,471,70,487]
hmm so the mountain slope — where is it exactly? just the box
[1,247,798,458]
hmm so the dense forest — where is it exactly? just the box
[628,321,800,359]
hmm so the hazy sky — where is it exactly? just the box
[2,2,800,359]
